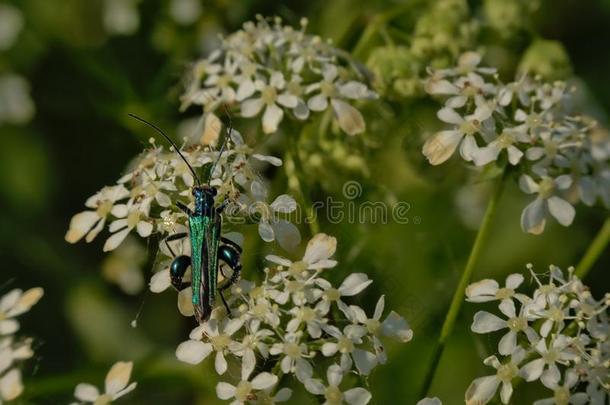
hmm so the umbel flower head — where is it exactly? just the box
[424,52,610,234]
[0,286,43,403]
[465,264,610,405]
[65,126,300,254]
[170,233,413,404]
[181,16,377,135]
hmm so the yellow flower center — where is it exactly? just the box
[127,210,141,228]
[324,288,341,302]
[526,113,542,128]
[460,119,480,136]
[284,342,301,358]
[287,280,303,293]
[497,132,514,148]
[324,385,344,404]
[210,334,231,351]
[495,288,514,300]
[543,349,559,364]
[337,337,354,353]
[96,200,113,217]
[553,387,570,405]
[507,317,527,331]
[261,86,278,105]
[253,301,269,317]
[289,261,307,276]
[320,81,336,97]
[94,394,113,405]
[300,307,316,322]
[235,380,253,402]
[497,362,518,382]
[365,319,381,335]
[539,177,555,199]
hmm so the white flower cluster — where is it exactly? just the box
[70,361,137,404]
[465,265,609,405]
[171,233,413,404]
[424,52,610,234]
[181,16,377,135]
[65,128,300,253]
[0,287,43,403]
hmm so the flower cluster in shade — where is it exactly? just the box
[154,233,413,405]
[0,287,43,402]
[65,127,301,254]
[464,265,609,405]
[70,361,137,404]
[424,52,610,234]
[181,16,377,136]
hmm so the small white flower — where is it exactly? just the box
[519,174,575,234]
[104,199,154,252]
[533,369,589,405]
[72,361,137,404]
[304,364,371,405]
[465,348,526,405]
[321,324,377,376]
[466,273,526,304]
[520,335,576,389]
[216,359,278,405]
[471,299,538,355]
[315,273,373,316]
[269,333,313,382]
[0,288,44,335]
[266,233,338,275]
[422,103,493,166]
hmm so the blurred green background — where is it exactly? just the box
[1,0,609,404]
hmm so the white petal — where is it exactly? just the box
[262,104,284,134]
[65,211,100,243]
[352,349,377,375]
[241,349,256,381]
[327,364,343,386]
[215,351,228,375]
[499,300,516,318]
[459,134,478,162]
[307,94,328,111]
[471,311,506,333]
[136,221,153,237]
[0,319,19,334]
[241,98,264,117]
[176,340,212,365]
[520,358,544,381]
[271,220,301,252]
[519,175,539,194]
[274,387,292,402]
[345,387,372,405]
[331,99,365,135]
[270,195,297,213]
[339,273,372,296]
[520,198,546,235]
[216,382,236,400]
[507,146,523,165]
[416,398,442,405]
[258,221,275,242]
[177,287,195,316]
[373,296,385,320]
[304,379,325,395]
[236,80,255,101]
[381,311,413,342]
[74,383,100,401]
[105,361,133,395]
[321,342,338,357]
[303,233,337,264]
[149,270,171,293]
[500,381,513,404]
[466,279,499,302]
[277,94,298,108]
[251,372,278,390]
[465,375,500,405]
[554,175,572,190]
[547,196,575,226]
[505,274,523,290]
[103,228,131,252]
[498,331,516,355]
[437,107,463,125]
[422,130,463,165]
[426,79,459,95]
[7,287,43,317]
[0,369,23,401]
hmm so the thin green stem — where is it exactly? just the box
[284,142,320,236]
[420,174,506,397]
[575,217,610,279]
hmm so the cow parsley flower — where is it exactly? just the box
[181,16,376,135]
[71,361,137,404]
[424,52,610,235]
[465,264,610,404]
[172,233,413,404]
[0,286,42,403]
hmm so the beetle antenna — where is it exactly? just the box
[207,105,232,185]
[128,114,202,187]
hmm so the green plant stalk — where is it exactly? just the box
[420,175,506,397]
[575,217,610,279]
[284,143,320,236]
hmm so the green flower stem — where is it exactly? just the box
[420,174,506,397]
[284,142,320,236]
[575,216,610,279]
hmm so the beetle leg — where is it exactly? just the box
[163,232,188,258]
[217,244,242,291]
[176,201,193,216]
